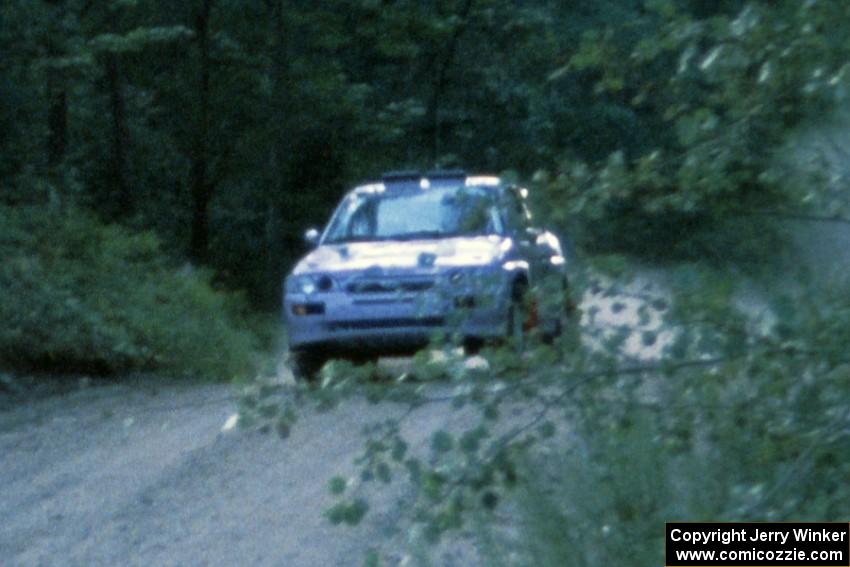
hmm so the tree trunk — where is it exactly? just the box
[265,0,292,307]
[45,0,67,169]
[47,84,67,168]
[189,0,215,262]
[426,0,474,166]
[106,54,131,215]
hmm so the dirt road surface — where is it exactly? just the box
[0,375,487,567]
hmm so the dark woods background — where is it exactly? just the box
[7,4,850,559]
[2,0,755,310]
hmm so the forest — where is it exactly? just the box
[6,0,841,373]
[3,0,850,563]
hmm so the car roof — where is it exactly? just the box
[351,170,502,195]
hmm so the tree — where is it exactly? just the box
[542,0,850,259]
[44,0,70,169]
[239,2,850,563]
[186,0,213,261]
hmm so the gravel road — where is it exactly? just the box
[0,374,470,567]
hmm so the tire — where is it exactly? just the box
[463,337,484,356]
[555,278,579,339]
[346,353,379,366]
[541,277,576,343]
[507,280,528,348]
[290,349,326,383]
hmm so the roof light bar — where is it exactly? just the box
[374,170,501,190]
[354,182,386,194]
[465,175,501,187]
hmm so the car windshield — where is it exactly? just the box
[323,185,503,244]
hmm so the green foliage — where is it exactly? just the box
[88,26,194,55]
[0,204,261,379]
[362,548,381,567]
[540,0,850,263]
[326,498,370,526]
[464,263,849,565]
[328,476,348,496]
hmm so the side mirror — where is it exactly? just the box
[304,228,320,247]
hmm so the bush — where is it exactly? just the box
[471,268,850,566]
[484,355,850,565]
[0,204,262,379]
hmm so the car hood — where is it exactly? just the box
[292,236,510,274]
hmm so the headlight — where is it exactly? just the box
[286,275,317,295]
[287,274,334,295]
[299,277,317,295]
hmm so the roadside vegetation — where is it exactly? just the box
[0,202,264,379]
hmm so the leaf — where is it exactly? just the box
[405,458,422,483]
[390,439,408,462]
[325,498,369,526]
[481,491,499,510]
[538,421,556,439]
[431,430,454,454]
[460,429,483,453]
[422,472,446,501]
[329,476,347,495]
[641,331,657,347]
[376,462,392,484]
[275,419,290,439]
[88,26,194,55]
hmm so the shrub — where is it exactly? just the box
[0,204,261,379]
[471,267,850,566]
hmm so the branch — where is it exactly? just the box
[742,404,850,519]
[733,209,850,226]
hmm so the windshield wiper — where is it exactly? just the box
[324,235,379,244]
[390,231,445,241]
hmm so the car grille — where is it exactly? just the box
[345,278,434,294]
[327,317,444,331]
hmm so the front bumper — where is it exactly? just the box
[284,271,512,353]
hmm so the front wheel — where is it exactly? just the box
[507,280,529,348]
[290,349,327,383]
